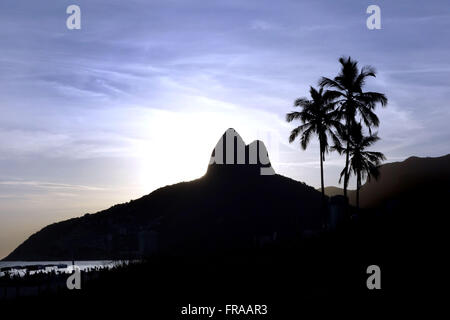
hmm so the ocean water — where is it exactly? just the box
[0,260,126,277]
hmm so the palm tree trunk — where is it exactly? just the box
[320,147,325,198]
[356,171,360,210]
[343,114,351,199]
[319,144,326,229]
[343,139,350,198]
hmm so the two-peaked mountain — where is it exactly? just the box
[4,129,323,261]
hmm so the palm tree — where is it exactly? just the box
[320,57,387,198]
[332,123,386,209]
[286,86,342,199]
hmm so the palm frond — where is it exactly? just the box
[288,123,310,143]
[362,92,388,107]
[319,77,345,91]
[286,111,302,122]
[294,97,310,108]
[300,127,313,150]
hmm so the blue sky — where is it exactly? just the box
[0,0,449,258]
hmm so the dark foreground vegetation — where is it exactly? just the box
[1,197,438,316]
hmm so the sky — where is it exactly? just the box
[0,0,449,259]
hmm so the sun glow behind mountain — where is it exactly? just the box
[130,106,286,193]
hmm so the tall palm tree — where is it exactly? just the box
[320,56,387,198]
[286,86,342,199]
[333,123,386,209]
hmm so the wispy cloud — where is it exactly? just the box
[250,20,279,31]
[0,180,107,191]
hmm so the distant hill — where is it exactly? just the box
[4,129,324,261]
[323,154,450,208]
[322,186,348,197]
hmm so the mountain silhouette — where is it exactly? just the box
[207,128,275,176]
[4,129,323,261]
[323,154,450,208]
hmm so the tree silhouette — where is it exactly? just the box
[286,86,342,199]
[332,123,385,209]
[320,57,387,198]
